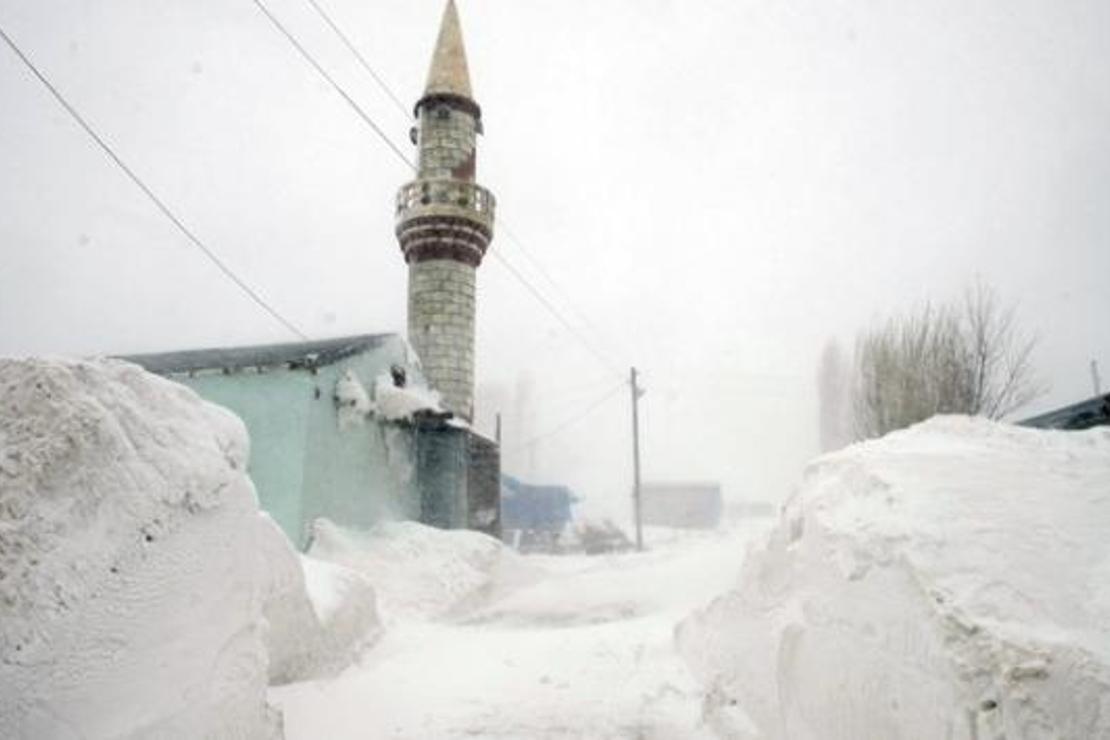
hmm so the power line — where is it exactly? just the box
[497,219,617,343]
[287,0,626,378]
[301,0,412,121]
[488,250,624,377]
[251,0,415,170]
[0,21,309,341]
[510,381,626,452]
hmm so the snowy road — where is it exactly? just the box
[271,528,755,739]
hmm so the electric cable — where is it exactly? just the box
[510,381,626,452]
[0,21,309,341]
[251,0,415,170]
[287,0,627,377]
[302,0,411,121]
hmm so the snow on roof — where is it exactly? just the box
[118,334,397,375]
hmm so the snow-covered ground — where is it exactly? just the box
[10,359,1105,740]
[271,526,764,739]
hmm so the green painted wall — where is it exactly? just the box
[185,371,312,540]
[171,336,447,547]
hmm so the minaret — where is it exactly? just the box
[396,0,495,422]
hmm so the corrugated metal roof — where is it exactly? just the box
[1019,394,1110,430]
[119,334,396,375]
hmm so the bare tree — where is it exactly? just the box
[852,282,1044,439]
[960,281,1043,419]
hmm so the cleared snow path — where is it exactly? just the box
[271,528,756,739]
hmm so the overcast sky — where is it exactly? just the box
[2,0,1107,520]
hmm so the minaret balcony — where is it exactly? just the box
[395,179,496,235]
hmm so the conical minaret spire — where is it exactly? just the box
[395,0,495,422]
[424,0,473,100]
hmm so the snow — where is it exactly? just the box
[335,369,372,429]
[10,360,1103,739]
[678,416,1110,740]
[271,525,760,738]
[300,554,381,648]
[260,514,381,687]
[0,358,279,738]
[305,519,540,624]
[372,373,445,423]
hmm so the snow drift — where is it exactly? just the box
[0,358,280,738]
[306,519,539,623]
[259,515,381,686]
[678,416,1110,740]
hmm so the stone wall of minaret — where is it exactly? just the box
[407,259,476,419]
[396,0,494,422]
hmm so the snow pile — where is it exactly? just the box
[372,373,445,423]
[299,556,381,664]
[678,416,1110,740]
[306,519,540,623]
[259,516,381,686]
[0,358,279,738]
[334,370,372,429]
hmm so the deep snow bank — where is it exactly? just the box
[678,416,1110,740]
[259,516,381,686]
[0,359,279,738]
[307,519,539,623]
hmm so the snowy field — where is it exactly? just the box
[272,526,763,740]
[5,359,1109,739]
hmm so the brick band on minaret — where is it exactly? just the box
[396,0,494,422]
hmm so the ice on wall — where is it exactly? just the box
[0,359,280,738]
[381,425,416,486]
[335,370,372,429]
[677,416,1110,740]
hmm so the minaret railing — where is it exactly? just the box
[395,179,496,233]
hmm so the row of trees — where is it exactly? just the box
[819,282,1043,448]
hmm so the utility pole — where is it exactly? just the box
[630,367,644,551]
[1092,360,1103,397]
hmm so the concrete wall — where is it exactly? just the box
[466,432,501,538]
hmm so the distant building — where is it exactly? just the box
[725,500,777,521]
[640,482,723,529]
[500,475,577,549]
[122,2,504,547]
[1020,394,1110,431]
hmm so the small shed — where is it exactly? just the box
[640,482,723,529]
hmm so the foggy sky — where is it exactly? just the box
[2,0,1108,521]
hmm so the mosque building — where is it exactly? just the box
[125,1,501,546]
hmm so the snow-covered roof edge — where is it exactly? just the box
[116,334,399,376]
